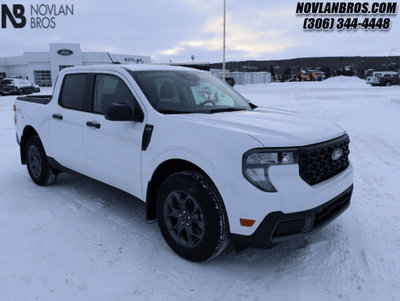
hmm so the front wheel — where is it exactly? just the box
[156,171,230,262]
[26,136,58,186]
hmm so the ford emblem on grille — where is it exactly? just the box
[332,149,343,161]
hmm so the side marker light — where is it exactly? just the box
[240,218,255,227]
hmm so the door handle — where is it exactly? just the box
[86,121,101,129]
[52,114,63,120]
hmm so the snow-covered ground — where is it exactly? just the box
[1,77,399,301]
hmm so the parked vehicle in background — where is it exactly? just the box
[33,84,41,93]
[366,71,400,86]
[300,70,325,82]
[0,78,36,95]
[365,68,374,80]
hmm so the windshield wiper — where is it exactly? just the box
[159,107,248,115]
[158,109,193,114]
[209,107,247,114]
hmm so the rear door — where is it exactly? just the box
[48,73,89,174]
[82,71,145,199]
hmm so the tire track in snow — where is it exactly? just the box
[0,148,30,181]
[57,186,131,229]
[55,182,154,242]
[349,135,400,300]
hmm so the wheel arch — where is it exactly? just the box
[146,159,216,222]
[20,126,39,164]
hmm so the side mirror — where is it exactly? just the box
[104,103,143,122]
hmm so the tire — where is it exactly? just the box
[18,89,24,95]
[156,171,230,262]
[25,136,58,186]
[385,81,392,87]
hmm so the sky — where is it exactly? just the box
[1,0,400,63]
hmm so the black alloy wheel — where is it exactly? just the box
[26,136,58,186]
[156,171,230,262]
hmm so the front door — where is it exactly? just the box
[82,72,145,199]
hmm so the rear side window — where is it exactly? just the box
[59,74,88,111]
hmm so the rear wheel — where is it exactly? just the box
[385,81,392,87]
[156,171,229,262]
[26,136,58,186]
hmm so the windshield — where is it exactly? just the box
[2,79,13,85]
[129,70,251,114]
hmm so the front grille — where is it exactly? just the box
[313,185,353,229]
[298,134,350,186]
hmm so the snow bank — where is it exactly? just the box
[324,75,364,84]
[321,75,366,87]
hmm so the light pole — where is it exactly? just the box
[222,0,226,82]
[389,47,399,56]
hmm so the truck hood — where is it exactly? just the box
[170,108,346,147]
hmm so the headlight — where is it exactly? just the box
[243,149,298,192]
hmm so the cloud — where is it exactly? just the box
[1,0,399,63]
[154,3,303,62]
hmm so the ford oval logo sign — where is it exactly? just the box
[332,149,343,161]
[57,49,73,56]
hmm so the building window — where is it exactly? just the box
[34,70,52,87]
[59,65,74,71]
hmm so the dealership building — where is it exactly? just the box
[0,43,151,87]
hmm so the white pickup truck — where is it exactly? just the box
[366,71,400,86]
[14,64,354,262]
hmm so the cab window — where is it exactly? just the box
[93,74,136,114]
[59,74,88,111]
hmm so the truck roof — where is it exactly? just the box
[373,71,398,75]
[59,64,201,75]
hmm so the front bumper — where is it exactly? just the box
[231,185,353,248]
[1,90,18,95]
[368,79,380,85]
